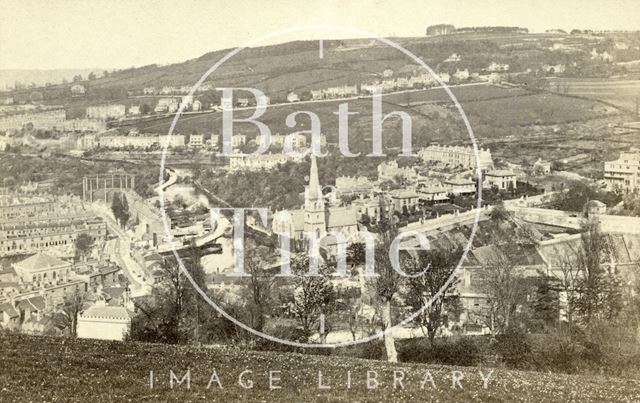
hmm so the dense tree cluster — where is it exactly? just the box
[110,192,130,227]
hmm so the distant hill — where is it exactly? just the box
[3,33,591,105]
[0,68,106,91]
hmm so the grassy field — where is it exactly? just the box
[1,332,639,402]
[460,92,619,126]
[546,77,640,114]
[128,84,613,148]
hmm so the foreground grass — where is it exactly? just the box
[1,333,639,402]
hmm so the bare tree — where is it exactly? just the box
[574,220,622,324]
[369,218,403,363]
[57,289,89,337]
[131,247,207,344]
[405,248,461,343]
[478,246,528,334]
[345,300,366,341]
[244,249,276,332]
[552,250,581,326]
[289,255,336,343]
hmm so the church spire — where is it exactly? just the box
[307,154,322,203]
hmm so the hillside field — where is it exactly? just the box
[546,78,640,113]
[127,84,615,149]
[1,332,639,402]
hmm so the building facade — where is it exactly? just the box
[604,149,640,193]
[419,145,494,170]
[86,104,126,121]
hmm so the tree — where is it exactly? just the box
[111,192,130,228]
[489,199,511,222]
[575,220,622,324]
[74,233,94,261]
[56,289,89,337]
[131,249,209,344]
[552,251,581,326]
[347,242,366,266]
[289,255,336,343]
[532,275,560,330]
[369,210,402,362]
[244,248,276,332]
[345,300,366,341]
[88,72,96,80]
[111,192,123,223]
[120,193,130,227]
[405,248,461,343]
[478,244,529,334]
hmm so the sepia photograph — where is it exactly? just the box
[1,0,640,401]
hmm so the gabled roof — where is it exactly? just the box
[14,253,70,272]
[17,296,46,312]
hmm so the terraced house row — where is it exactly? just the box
[0,193,107,258]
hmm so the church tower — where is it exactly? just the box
[304,154,326,240]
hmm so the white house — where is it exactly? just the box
[189,134,204,148]
[453,69,470,81]
[77,302,131,341]
[483,170,517,190]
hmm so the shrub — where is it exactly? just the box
[398,336,485,366]
[337,340,385,361]
[493,330,532,369]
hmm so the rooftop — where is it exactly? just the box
[13,253,70,272]
[80,305,131,321]
[485,169,516,177]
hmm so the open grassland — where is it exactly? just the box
[1,332,639,402]
[460,92,619,126]
[546,77,640,113]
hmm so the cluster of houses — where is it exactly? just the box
[76,129,223,151]
[283,62,512,104]
[0,193,107,258]
[267,142,521,257]
[142,83,215,96]
[0,189,138,340]
[0,251,132,339]
[0,108,107,135]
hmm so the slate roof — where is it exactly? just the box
[16,296,46,312]
[14,253,69,272]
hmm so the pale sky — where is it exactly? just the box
[1,0,639,70]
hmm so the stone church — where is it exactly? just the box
[271,155,359,253]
